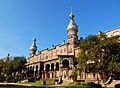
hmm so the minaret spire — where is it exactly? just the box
[67,9,78,32]
[69,7,75,21]
[30,37,37,56]
[70,7,73,14]
[66,10,78,45]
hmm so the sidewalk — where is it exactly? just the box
[0,82,31,86]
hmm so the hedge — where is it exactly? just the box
[64,82,102,88]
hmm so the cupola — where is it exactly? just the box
[30,37,37,56]
[66,11,78,32]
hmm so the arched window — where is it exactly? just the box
[60,49,62,54]
[113,31,120,36]
[51,63,54,71]
[64,48,66,53]
[56,62,59,71]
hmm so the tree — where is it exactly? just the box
[0,59,5,74]
[0,59,5,82]
[12,56,26,81]
[77,34,120,80]
[13,56,26,73]
[77,35,99,69]
[97,35,120,79]
[106,36,120,79]
[4,55,13,76]
[0,55,27,82]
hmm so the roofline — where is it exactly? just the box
[59,42,68,47]
[36,42,68,53]
[38,48,48,53]
[105,26,120,33]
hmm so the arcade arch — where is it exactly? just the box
[56,62,59,71]
[62,59,69,68]
[51,63,54,71]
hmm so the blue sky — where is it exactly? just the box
[0,0,120,58]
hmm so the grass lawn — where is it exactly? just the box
[20,80,43,86]
[20,79,102,88]
[20,78,56,86]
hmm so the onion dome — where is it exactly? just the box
[66,11,78,32]
[30,37,37,51]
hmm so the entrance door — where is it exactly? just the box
[62,59,69,80]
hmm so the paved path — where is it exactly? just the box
[105,80,120,88]
[0,83,62,88]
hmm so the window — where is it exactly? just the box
[95,73,97,79]
[107,34,111,37]
[64,48,66,53]
[113,32,116,36]
[53,52,56,56]
[46,53,48,59]
[52,52,54,56]
[49,52,51,56]
[60,49,62,54]
[41,55,43,59]
[56,49,59,54]
[113,31,120,36]
[39,55,41,59]
[43,54,45,59]
[82,72,85,79]
[116,31,120,35]
[88,73,91,78]
[41,54,44,59]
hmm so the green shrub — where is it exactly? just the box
[70,71,78,81]
[63,85,93,88]
[80,82,87,86]
[0,74,5,82]
[28,77,35,82]
[65,82,102,88]
[32,80,44,86]
[46,80,55,85]
[14,74,21,82]
[6,75,14,82]
[45,78,55,85]
[86,82,102,88]
[74,82,81,85]
[40,78,56,85]
[35,77,40,81]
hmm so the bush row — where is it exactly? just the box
[64,82,102,88]
[0,74,26,82]
[28,77,58,85]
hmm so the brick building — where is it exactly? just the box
[26,12,79,80]
[105,27,120,37]
[26,12,120,81]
